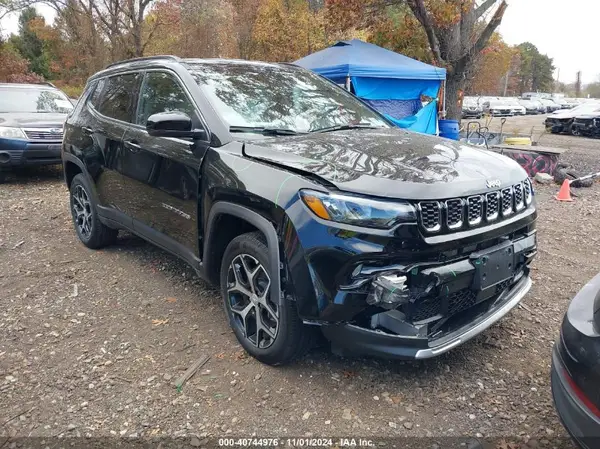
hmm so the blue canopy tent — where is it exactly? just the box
[294,39,446,135]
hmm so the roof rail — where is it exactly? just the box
[106,55,181,69]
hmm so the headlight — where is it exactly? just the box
[299,189,416,229]
[0,127,27,140]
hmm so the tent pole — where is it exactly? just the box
[442,80,446,118]
[345,75,351,92]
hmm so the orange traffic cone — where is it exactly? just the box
[555,179,574,202]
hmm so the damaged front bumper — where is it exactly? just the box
[322,275,531,359]
[320,231,536,359]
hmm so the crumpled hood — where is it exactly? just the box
[0,112,67,128]
[243,128,527,200]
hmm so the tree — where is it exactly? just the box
[468,33,515,96]
[0,0,36,21]
[325,0,509,120]
[401,0,508,119]
[9,7,52,78]
[252,0,326,62]
[0,38,44,82]
[515,42,555,94]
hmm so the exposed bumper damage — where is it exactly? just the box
[571,117,600,137]
[321,232,537,359]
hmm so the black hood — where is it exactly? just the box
[0,112,67,128]
[243,128,528,200]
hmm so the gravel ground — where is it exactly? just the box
[1,124,598,448]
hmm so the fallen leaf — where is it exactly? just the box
[216,352,225,359]
[166,297,177,303]
[152,319,169,326]
[342,370,355,378]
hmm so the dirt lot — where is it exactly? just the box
[1,119,599,448]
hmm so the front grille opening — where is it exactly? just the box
[419,201,441,231]
[486,192,499,221]
[523,179,532,205]
[467,196,483,225]
[23,129,64,141]
[514,183,524,211]
[445,199,463,229]
[417,181,531,234]
[501,188,513,216]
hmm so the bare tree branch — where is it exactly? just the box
[474,0,498,19]
[455,0,507,74]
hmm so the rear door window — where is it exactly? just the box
[95,73,141,123]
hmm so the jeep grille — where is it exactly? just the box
[417,180,533,233]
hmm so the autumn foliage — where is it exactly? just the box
[0,0,555,112]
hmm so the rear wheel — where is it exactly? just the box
[220,232,313,365]
[69,174,118,249]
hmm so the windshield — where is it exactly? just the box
[189,62,390,133]
[0,87,73,113]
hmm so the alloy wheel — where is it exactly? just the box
[226,254,279,349]
[72,185,93,239]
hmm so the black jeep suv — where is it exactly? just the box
[62,56,537,365]
[0,83,73,182]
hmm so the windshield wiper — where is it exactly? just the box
[229,126,304,136]
[310,123,384,133]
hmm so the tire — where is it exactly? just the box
[0,171,6,184]
[220,231,313,365]
[69,174,118,249]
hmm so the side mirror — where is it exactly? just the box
[146,112,207,140]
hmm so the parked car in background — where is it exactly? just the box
[553,97,573,110]
[62,55,537,365]
[462,97,483,118]
[535,98,560,113]
[519,99,542,115]
[571,112,600,137]
[504,98,526,116]
[545,103,600,134]
[482,99,513,116]
[0,83,73,183]
[552,273,600,448]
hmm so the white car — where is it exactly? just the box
[504,99,526,116]
[482,100,513,117]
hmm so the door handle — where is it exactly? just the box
[124,140,141,152]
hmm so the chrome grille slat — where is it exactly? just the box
[418,181,532,234]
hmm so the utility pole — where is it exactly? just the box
[556,68,560,92]
[575,71,582,97]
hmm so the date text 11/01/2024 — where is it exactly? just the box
[218,438,375,447]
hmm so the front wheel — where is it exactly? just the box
[220,232,313,365]
[69,174,118,249]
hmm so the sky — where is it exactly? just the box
[1,0,597,84]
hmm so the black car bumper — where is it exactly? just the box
[552,344,600,449]
[0,138,62,169]
[322,275,531,359]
